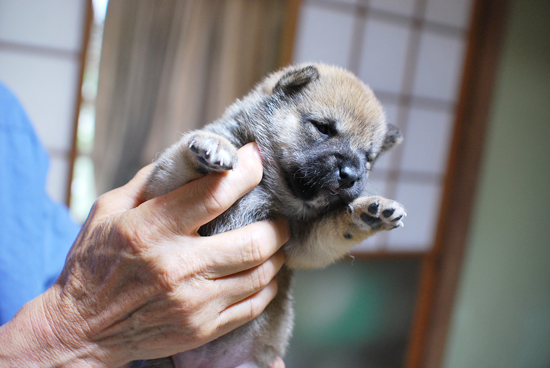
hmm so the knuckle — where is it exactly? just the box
[195,320,221,344]
[241,231,265,265]
[248,270,262,292]
[251,264,271,291]
[176,300,219,343]
[155,253,203,297]
[212,313,228,337]
[156,261,183,294]
[190,326,210,344]
[245,297,265,320]
[109,218,186,294]
[113,219,151,256]
[91,194,110,215]
[172,310,205,341]
[201,183,229,217]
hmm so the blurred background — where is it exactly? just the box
[0,0,548,367]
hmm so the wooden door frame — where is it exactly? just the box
[404,0,510,367]
[66,0,94,206]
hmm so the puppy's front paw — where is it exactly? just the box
[188,132,238,172]
[349,195,406,232]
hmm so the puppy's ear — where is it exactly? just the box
[273,65,320,96]
[381,124,403,152]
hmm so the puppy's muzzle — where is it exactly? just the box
[338,163,360,190]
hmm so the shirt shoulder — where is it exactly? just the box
[0,82,37,134]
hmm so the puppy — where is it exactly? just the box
[134,64,406,368]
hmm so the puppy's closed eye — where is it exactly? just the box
[308,119,337,138]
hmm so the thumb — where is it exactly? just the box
[94,164,155,217]
[269,357,285,368]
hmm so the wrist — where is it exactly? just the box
[0,286,105,367]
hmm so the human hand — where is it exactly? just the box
[0,143,289,367]
[269,356,286,368]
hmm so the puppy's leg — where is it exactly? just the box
[145,131,238,199]
[285,196,406,269]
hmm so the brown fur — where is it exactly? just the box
[135,64,406,368]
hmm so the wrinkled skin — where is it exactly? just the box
[0,143,289,368]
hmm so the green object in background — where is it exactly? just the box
[292,265,383,347]
[285,260,420,368]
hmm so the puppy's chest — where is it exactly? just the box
[198,186,272,236]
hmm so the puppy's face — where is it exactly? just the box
[262,64,401,218]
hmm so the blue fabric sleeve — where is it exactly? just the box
[0,83,81,325]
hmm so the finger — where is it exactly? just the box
[142,142,263,235]
[197,219,289,278]
[213,250,285,308]
[270,357,286,368]
[121,163,156,204]
[91,164,155,219]
[217,277,278,336]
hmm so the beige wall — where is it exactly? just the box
[444,1,550,366]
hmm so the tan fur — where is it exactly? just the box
[135,64,406,368]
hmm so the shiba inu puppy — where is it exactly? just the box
[135,64,406,368]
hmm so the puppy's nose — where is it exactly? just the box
[338,164,359,189]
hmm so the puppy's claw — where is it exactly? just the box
[187,133,238,173]
[189,139,198,152]
[391,214,403,222]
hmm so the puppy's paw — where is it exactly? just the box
[188,132,238,172]
[349,195,406,232]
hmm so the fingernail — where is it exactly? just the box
[239,143,263,184]
[277,218,291,243]
[249,142,263,164]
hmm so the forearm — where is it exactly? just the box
[0,286,105,368]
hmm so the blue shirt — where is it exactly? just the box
[0,83,80,325]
